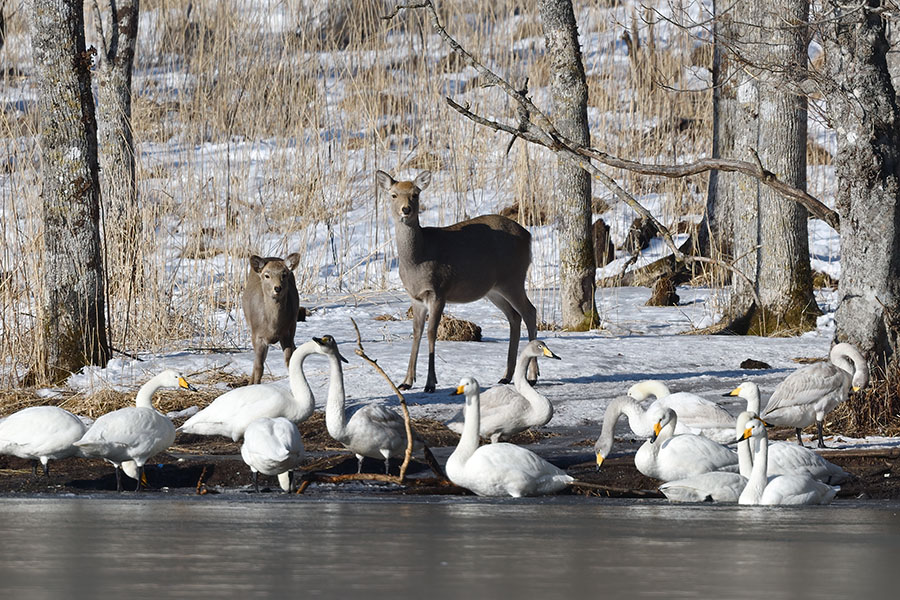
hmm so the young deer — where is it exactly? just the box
[242,253,301,384]
[376,170,538,393]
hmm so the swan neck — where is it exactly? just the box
[288,344,316,413]
[135,374,164,409]
[744,432,769,503]
[633,380,669,401]
[324,353,347,439]
[452,390,482,464]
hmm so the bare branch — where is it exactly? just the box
[350,317,415,481]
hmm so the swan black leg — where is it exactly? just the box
[816,421,827,449]
[43,461,50,477]
[253,471,260,493]
[115,466,123,492]
[795,428,805,447]
[135,465,144,492]
[383,457,390,475]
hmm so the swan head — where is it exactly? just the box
[726,381,761,414]
[451,377,480,404]
[730,416,766,445]
[312,335,349,363]
[158,369,195,392]
[647,406,676,443]
[524,339,561,360]
[627,380,670,402]
[832,343,869,390]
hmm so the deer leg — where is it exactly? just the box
[487,292,522,384]
[250,338,269,385]
[424,297,445,393]
[503,288,539,383]
[400,301,427,390]
[280,340,296,372]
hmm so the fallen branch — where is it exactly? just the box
[350,317,445,481]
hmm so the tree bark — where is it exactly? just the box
[95,0,141,300]
[824,0,900,371]
[721,0,818,335]
[31,0,110,381]
[538,0,597,331]
[702,0,736,261]
[754,0,818,334]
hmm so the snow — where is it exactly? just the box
[59,281,895,452]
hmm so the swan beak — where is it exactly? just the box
[724,386,740,397]
[649,421,662,442]
[451,385,465,396]
[727,428,753,445]
[543,347,562,360]
[852,385,860,392]
[595,453,604,470]
[178,376,197,392]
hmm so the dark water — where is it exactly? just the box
[0,495,897,599]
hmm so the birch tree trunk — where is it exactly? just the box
[32,0,110,381]
[538,0,598,331]
[95,0,141,300]
[824,0,900,372]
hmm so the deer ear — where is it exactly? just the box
[414,170,432,190]
[284,252,301,271]
[249,255,266,273]
[375,170,394,191]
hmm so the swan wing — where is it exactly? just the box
[655,393,733,428]
[767,442,852,484]
[0,406,86,459]
[655,434,739,481]
[463,444,572,497]
[660,471,747,503]
[179,383,293,438]
[759,473,839,505]
[763,363,847,415]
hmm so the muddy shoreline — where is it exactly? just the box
[2,416,898,500]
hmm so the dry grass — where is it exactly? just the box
[828,367,900,438]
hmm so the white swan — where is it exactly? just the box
[240,417,305,493]
[737,417,839,505]
[445,339,561,443]
[627,380,736,443]
[75,370,192,492]
[658,411,755,503]
[0,406,86,475]
[633,406,739,482]
[179,338,324,441]
[762,342,869,448]
[728,382,852,484]
[317,335,422,474]
[446,377,574,497]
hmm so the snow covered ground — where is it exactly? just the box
[58,278,898,452]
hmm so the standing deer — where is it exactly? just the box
[376,169,538,393]
[242,253,301,384]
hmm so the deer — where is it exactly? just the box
[376,169,538,393]
[242,253,301,384]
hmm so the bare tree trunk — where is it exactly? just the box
[727,0,761,321]
[31,0,110,382]
[824,0,900,372]
[754,0,818,334]
[95,0,141,302]
[722,0,818,335]
[702,0,736,262]
[538,0,597,331]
